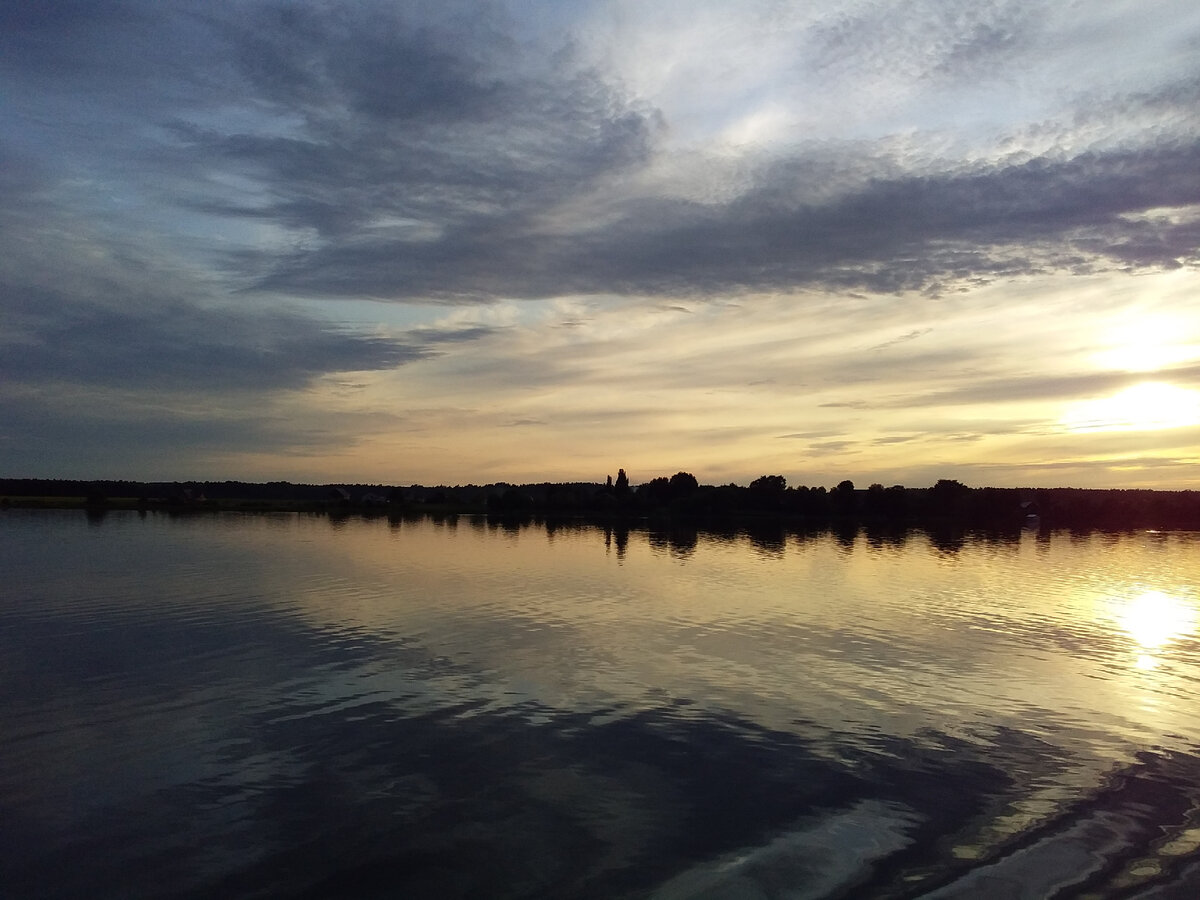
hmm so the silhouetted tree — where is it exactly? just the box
[614,469,630,498]
[747,474,787,512]
[884,485,908,518]
[864,483,886,515]
[929,478,970,518]
[489,487,534,514]
[669,471,699,495]
[637,476,671,506]
[831,479,857,516]
[749,474,786,493]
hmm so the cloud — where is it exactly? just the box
[778,431,846,440]
[0,289,431,392]
[820,401,872,410]
[5,1,1197,307]
[229,133,1200,302]
[887,363,1200,410]
[1,0,1198,485]
[869,328,934,352]
[808,440,860,455]
[804,0,1044,86]
[0,391,322,478]
[0,208,483,394]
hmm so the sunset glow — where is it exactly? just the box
[1094,316,1199,373]
[1062,384,1200,434]
[1,2,1198,487]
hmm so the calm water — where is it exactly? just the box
[3,510,1200,899]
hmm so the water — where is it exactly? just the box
[2,510,1200,898]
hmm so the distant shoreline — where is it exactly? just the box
[3,476,1199,531]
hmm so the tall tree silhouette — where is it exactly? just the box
[614,468,630,498]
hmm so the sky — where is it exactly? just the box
[2,0,1199,489]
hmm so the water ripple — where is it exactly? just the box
[4,511,1200,898]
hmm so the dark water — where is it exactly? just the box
[3,510,1200,899]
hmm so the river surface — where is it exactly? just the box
[3,509,1200,899]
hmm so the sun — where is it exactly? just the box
[1062,382,1200,433]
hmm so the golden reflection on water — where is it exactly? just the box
[11,511,1200,900]
[210,515,1200,755]
[1117,589,1196,670]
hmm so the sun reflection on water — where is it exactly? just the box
[1117,589,1195,669]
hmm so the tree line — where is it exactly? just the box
[4,474,1200,529]
[490,471,1200,529]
